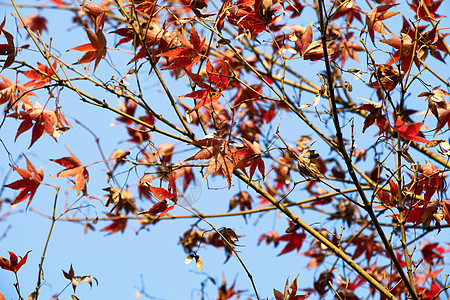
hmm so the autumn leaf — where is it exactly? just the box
[8,102,72,148]
[0,18,15,71]
[68,27,106,71]
[22,61,57,88]
[23,14,48,35]
[158,26,204,72]
[274,276,310,300]
[5,156,43,207]
[408,0,443,21]
[50,146,89,196]
[331,1,363,25]
[186,131,236,188]
[140,172,177,216]
[0,74,36,109]
[229,191,253,219]
[234,137,265,182]
[101,213,127,234]
[394,118,430,143]
[84,4,106,33]
[278,230,306,255]
[365,4,400,44]
[0,250,31,273]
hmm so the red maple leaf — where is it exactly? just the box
[229,191,253,219]
[50,146,89,196]
[186,131,236,188]
[0,251,31,273]
[234,137,265,182]
[408,0,443,21]
[5,156,43,207]
[421,242,447,265]
[365,4,400,44]
[292,22,330,61]
[7,102,72,148]
[158,26,204,72]
[0,74,36,109]
[0,18,15,71]
[394,118,429,143]
[278,230,306,255]
[141,172,177,216]
[23,14,48,35]
[83,4,106,33]
[22,61,57,88]
[101,213,127,235]
[68,27,106,71]
[274,276,310,300]
[331,1,363,25]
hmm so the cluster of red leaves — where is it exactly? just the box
[0,18,15,71]
[181,59,230,110]
[365,4,399,45]
[50,146,89,196]
[0,251,31,273]
[158,26,204,72]
[186,132,265,188]
[5,156,43,207]
[409,0,444,21]
[8,102,71,148]
[226,0,280,37]
[381,20,442,73]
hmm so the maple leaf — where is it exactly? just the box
[421,242,447,265]
[68,27,106,72]
[365,4,400,44]
[227,0,278,37]
[292,22,331,61]
[258,230,279,247]
[376,178,398,207]
[22,61,57,88]
[23,14,48,35]
[330,32,364,67]
[50,146,89,196]
[414,161,444,207]
[368,64,403,91]
[5,156,43,207]
[408,0,443,21]
[140,172,177,216]
[101,213,127,234]
[186,131,236,188]
[62,264,98,291]
[394,118,429,143]
[419,86,450,120]
[0,18,15,71]
[274,276,310,300]
[158,26,204,72]
[331,1,363,25]
[103,187,136,214]
[0,74,36,109]
[234,137,265,182]
[7,102,72,148]
[278,230,306,255]
[229,191,253,219]
[404,199,439,226]
[0,250,31,273]
[84,4,106,33]
[217,276,245,300]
